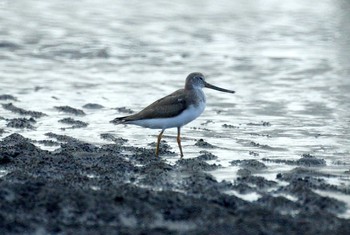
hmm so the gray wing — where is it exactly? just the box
[123,89,188,121]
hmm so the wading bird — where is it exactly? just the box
[111,72,235,157]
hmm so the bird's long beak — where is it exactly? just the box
[204,82,235,94]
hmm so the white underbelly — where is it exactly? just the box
[129,103,205,129]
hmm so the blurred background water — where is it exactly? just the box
[1,0,350,208]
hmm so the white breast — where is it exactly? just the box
[129,102,206,129]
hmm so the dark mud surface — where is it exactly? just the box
[0,95,17,101]
[58,118,89,129]
[194,139,215,149]
[262,154,327,167]
[54,106,86,116]
[1,133,349,235]
[6,117,37,129]
[2,103,46,118]
[113,107,134,114]
[82,103,105,109]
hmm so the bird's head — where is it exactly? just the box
[185,72,235,94]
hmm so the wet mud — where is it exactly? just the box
[58,118,89,129]
[2,103,46,118]
[6,117,37,129]
[0,132,349,234]
[54,106,86,116]
[113,107,134,114]
[0,95,17,101]
[82,103,105,109]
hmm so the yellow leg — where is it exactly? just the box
[156,130,164,157]
[177,127,184,158]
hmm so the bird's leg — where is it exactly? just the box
[177,127,184,158]
[156,129,165,157]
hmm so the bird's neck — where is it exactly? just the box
[192,88,206,106]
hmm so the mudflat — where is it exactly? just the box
[1,131,349,234]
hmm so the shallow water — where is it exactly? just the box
[1,0,350,208]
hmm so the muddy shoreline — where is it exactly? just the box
[1,128,350,234]
[2,0,350,233]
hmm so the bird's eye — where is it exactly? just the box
[197,76,203,80]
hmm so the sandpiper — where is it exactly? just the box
[111,72,235,157]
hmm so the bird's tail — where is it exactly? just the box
[110,116,129,124]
